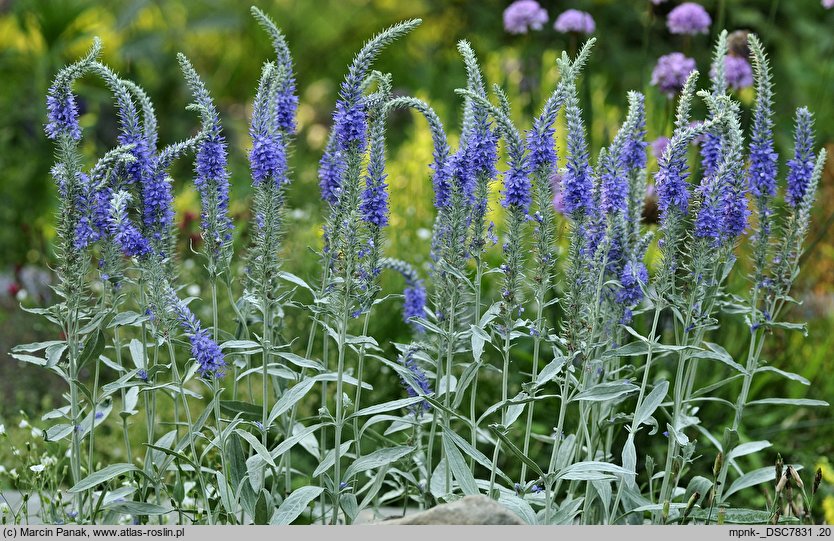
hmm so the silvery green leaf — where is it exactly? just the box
[128,339,145,370]
[688,508,799,524]
[220,340,262,353]
[103,501,170,516]
[667,424,689,446]
[621,434,637,487]
[746,398,829,407]
[488,425,543,478]
[349,396,423,419]
[236,429,276,468]
[45,423,73,442]
[754,366,810,385]
[724,465,803,500]
[276,352,325,371]
[122,386,139,416]
[108,311,148,328]
[42,405,70,421]
[267,378,318,425]
[437,374,457,397]
[430,458,448,499]
[342,445,414,481]
[443,435,479,495]
[277,271,315,294]
[727,440,771,461]
[633,380,669,428]
[534,357,568,388]
[574,381,638,402]
[340,492,359,522]
[270,486,323,525]
[505,392,527,426]
[556,461,632,481]
[548,496,584,524]
[442,427,511,484]
[471,324,487,363]
[216,471,236,515]
[313,440,353,478]
[498,494,536,524]
[12,340,63,353]
[70,463,141,493]
[452,361,480,409]
[692,342,746,373]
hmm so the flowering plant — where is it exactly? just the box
[6,6,828,526]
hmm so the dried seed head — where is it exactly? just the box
[776,453,784,484]
[788,465,804,488]
[713,452,723,477]
[684,491,700,518]
[813,468,823,495]
[776,471,788,494]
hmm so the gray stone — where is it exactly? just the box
[379,495,524,525]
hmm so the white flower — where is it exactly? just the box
[0,502,9,514]
[16,289,28,301]
[9,468,18,479]
[31,427,44,439]
[18,419,30,429]
[0,465,7,475]
[186,284,201,297]
[0,423,5,435]
[30,464,46,473]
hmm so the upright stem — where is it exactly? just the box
[113,327,133,463]
[167,340,213,525]
[353,313,371,458]
[261,290,271,447]
[469,259,484,473]
[488,330,512,496]
[331,307,350,524]
[520,297,544,484]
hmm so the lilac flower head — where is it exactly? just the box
[667,2,711,35]
[551,172,566,214]
[554,9,596,34]
[712,55,753,91]
[616,260,648,307]
[398,348,431,416]
[170,294,226,378]
[45,86,82,141]
[650,136,670,159]
[194,135,233,253]
[786,108,816,208]
[823,0,834,8]
[449,143,478,203]
[651,53,697,98]
[503,0,548,34]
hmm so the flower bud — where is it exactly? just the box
[788,465,803,489]
[713,452,723,477]
[813,468,823,495]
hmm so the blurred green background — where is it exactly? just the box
[1,0,833,516]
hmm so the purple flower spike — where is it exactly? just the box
[249,134,288,187]
[667,2,711,35]
[786,108,816,208]
[503,0,548,34]
[554,9,596,34]
[651,53,697,98]
[170,294,226,379]
[45,87,82,141]
[616,260,648,307]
